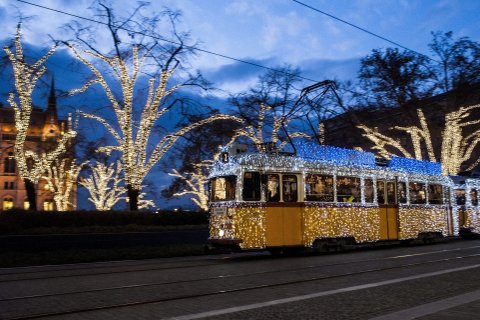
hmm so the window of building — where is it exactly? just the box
[336,176,360,203]
[364,178,374,203]
[24,198,30,210]
[305,174,334,202]
[211,176,236,201]
[282,175,298,202]
[397,182,407,204]
[242,172,261,201]
[4,153,16,173]
[470,189,478,206]
[428,184,444,204]
[265,174,280,202]
[43,200,54,211]
[3,197,14,210]
[409,182,426,204]
[4,182,14,190]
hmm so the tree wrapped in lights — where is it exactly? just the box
[168,160,212,211]
[358,104,480,175]
[228,66,311,152]
[228,102,309,152]
[79,160,126,211]
[66,3,242,210]
[42,158,83,211]
[4,25,75,210]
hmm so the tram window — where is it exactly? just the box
[456,189,466,205]
[428,184,444,205]
[471,189,478,206]
[409,182,426,204]
[377,180,385,204]
[305,174,334,202]
[386,182,396,204]
[211,176,236,201]
[364,179,374,203]
[243,172,261,201]
[265,174,280,202]
[283,175,298,202]
[397,182,407,204]
[337,176,360,203]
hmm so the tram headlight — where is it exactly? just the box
[218,229,225,237]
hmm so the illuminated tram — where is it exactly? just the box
[207,143,467,252]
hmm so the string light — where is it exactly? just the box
[3,25,76,210]
[209,147,455,249]
[358,104,480,175]
[67,43,243,206]
[227,103,309,152]
[168,160,212,211]
[42,158,83,211]
[79,160,126,211]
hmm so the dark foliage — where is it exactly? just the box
[0,210,207,234]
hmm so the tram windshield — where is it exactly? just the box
[243,172,261,201]
[211,176,236,201]
[398,182,407,204]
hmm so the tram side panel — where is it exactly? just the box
[302,203,381,246]
[397,205,450,239]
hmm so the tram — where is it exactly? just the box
[207,142,480,252]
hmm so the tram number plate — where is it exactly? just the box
[212,207,227,215]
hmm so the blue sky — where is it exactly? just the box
[1,0,479,209]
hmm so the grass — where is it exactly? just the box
[0,244,207,268]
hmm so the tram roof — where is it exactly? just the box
[211,143,444,179]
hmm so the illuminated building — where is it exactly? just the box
[0,81,75,211]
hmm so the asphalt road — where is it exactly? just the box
[0,239,479,319]
[0,228,209,252]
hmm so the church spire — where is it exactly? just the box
[45,77,58,124]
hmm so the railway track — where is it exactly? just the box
[1,246,480,320]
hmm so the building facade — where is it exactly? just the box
[0,81,74,211]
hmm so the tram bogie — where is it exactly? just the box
[207,144,480,253]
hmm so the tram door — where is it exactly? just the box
[378,180,399,240]
[264,174,302,247]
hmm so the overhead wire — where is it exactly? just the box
[292,0,440,63]
[15,0,320,83]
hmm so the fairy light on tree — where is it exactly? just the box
[358,104,480,175]
[65,3,243,210]
[4,24,76,210]
[79,160,126,211]
[42,158,83,211]
[168,160,212,211]
[227,103,309,152]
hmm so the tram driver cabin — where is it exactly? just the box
[208,143,480,252]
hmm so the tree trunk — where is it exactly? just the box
[24,179,37,211]
[127,184,139,211]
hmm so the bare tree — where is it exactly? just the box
[3,24,75,210]
[65,2,241,210]
[42,158,83,211]
[358,104,480,175]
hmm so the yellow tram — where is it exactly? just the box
[208,143,476,252]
